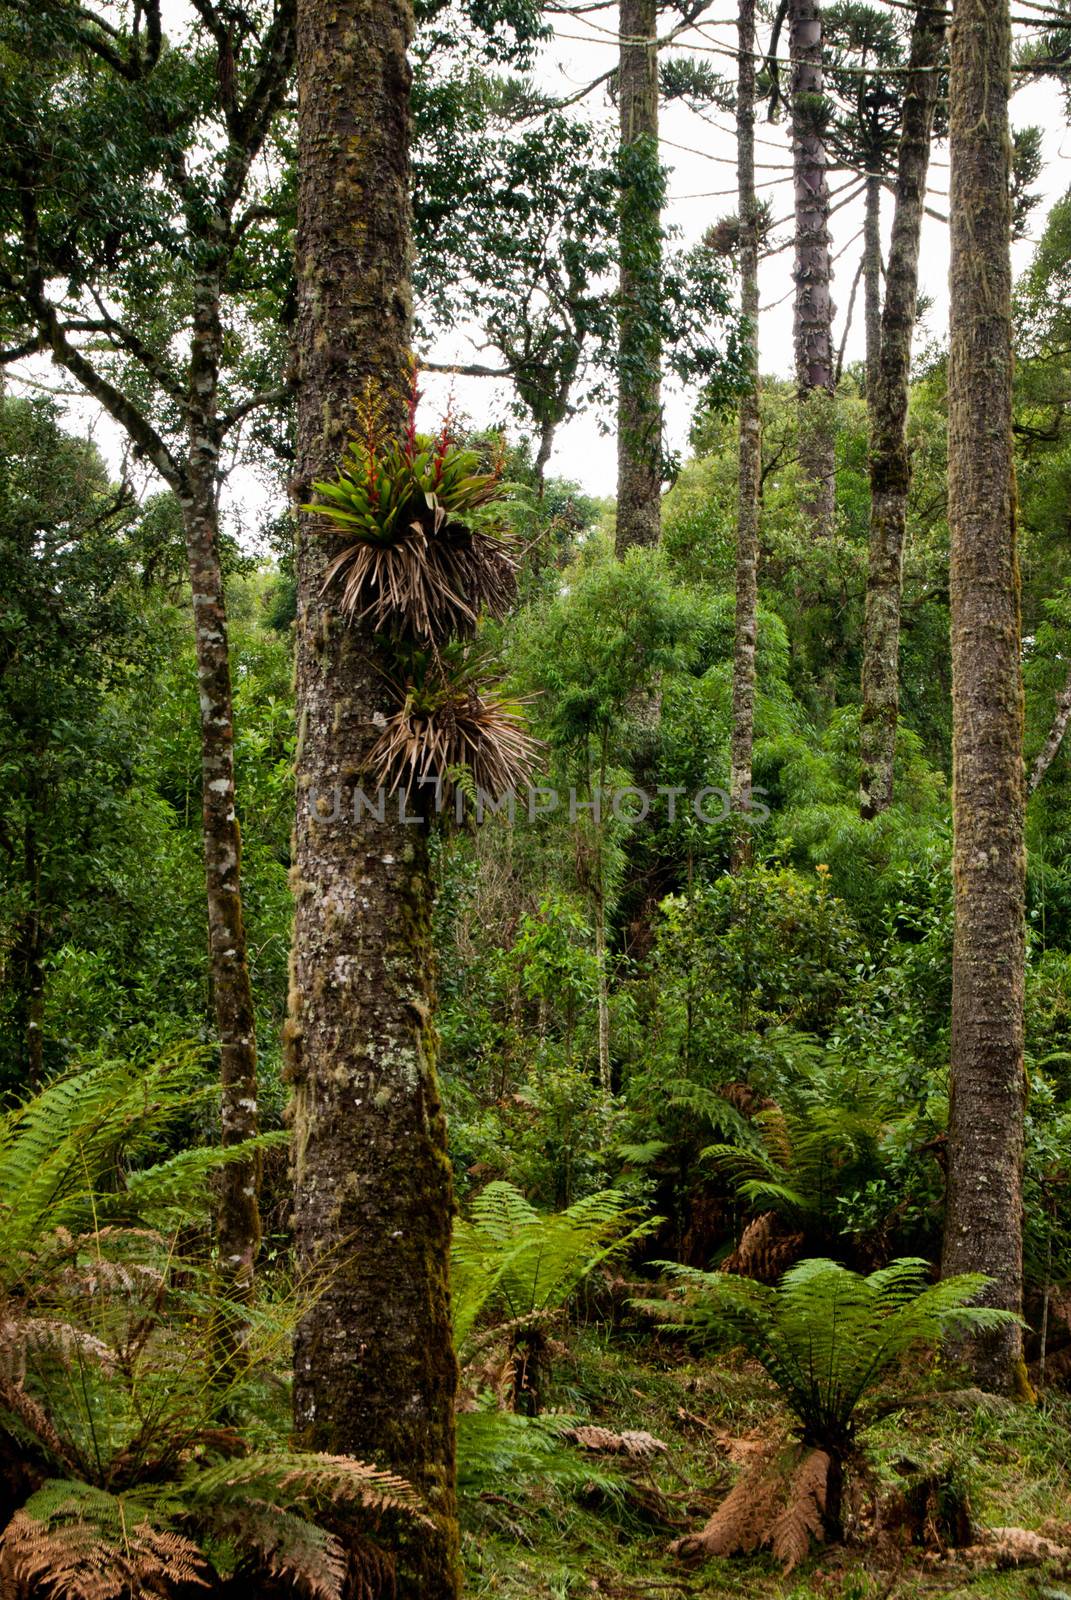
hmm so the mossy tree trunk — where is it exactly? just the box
[858,0,946,819]
[730,0,761,871]
[616,0,662,554]
[788,0,836,540]
[940,0,1026,1394]
[289,0,460,1591]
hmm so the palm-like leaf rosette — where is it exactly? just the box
[367,643,539,804]
[303,383,519,642]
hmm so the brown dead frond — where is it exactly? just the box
[0,1508,211,1600]
[670,1440,829,1575]
[565,1426,668,1458]
[367,691,539,802]
[723,1212,805,1283]
[768,1449,829,1572]
[0,1376,75,1468]
[59,1260,166,1300]
[0,1316,116,1379]
[321,518,516,642]
[205,1504,348,1600]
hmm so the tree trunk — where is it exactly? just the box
[730,0,761,871]
[616,0,662,554]
[1029,661,1071,793]
[863,172,882,395]
[858,0,946,819]
[289,0,460,1592]
[15,801,44,1086]
[941,0,1026,1394]
[184,264,261,1294]
[788,0,836,540]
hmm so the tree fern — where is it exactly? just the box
[701,1063,905,1237]
[658,1256,1018,1452]
[452,1181,656,1353]
[660,1257,1020,1566]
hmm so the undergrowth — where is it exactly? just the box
[460,1326,1071,1599]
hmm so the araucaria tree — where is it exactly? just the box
[729,0,761,868]
[288,0,460,1591]
[0,0,297,1291]
[940,0,1027,1391]
[858,0,946,818]
[788,0,836,539]
[616,0,663,552]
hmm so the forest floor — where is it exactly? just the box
[461,1327,1071,1600]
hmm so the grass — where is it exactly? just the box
[459,1325,1071,1599]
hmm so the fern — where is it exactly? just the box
[452,1181,656,1354]
[700,1063,907,1237]
[456,1410,623,1502]
[0,1066,426,1600]
[0,1481,210,1599]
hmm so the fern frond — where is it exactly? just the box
[456,1410,623,1500]
[203,1504,348,1600]
[452,1181,657,1352]
[768,1448,829,1572]
[114,1132,290,1226]
[181,1452,426,1521]
[0,1315,117,1377]
[664,1082,757,1144]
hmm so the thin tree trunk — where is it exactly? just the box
[788,0,836,539]
[863,172,882,395]
[594,891,611,1093]
[616,0,662,553]
[940,0,1026,1394]
[16,799,45,1086]
[834,254,864,388]
[184,264,261,1293]
[534,414,556,497]
[859,0,946,819]
[289,0,460,1591]
[730,0,761,871]
[1029,661,1071,793]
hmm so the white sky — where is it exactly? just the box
[8,4,1071,521]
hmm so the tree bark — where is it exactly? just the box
[940,0,1026,1394]
[788,0,836,539]
[182,261,262,1297]
[616,0,662,553]
[594,889,611,1094]
[863,172,882,395]
[289,0,460,1591]
[15,802,45,1086]
[730,0,761,871]
[859,0,946,819]
[1029,661,1071,793]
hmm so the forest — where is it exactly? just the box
[1,0,1071,1593]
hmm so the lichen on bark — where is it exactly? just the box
[289,0,460,1592]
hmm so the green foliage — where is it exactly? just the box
[0,1064,418,1600]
